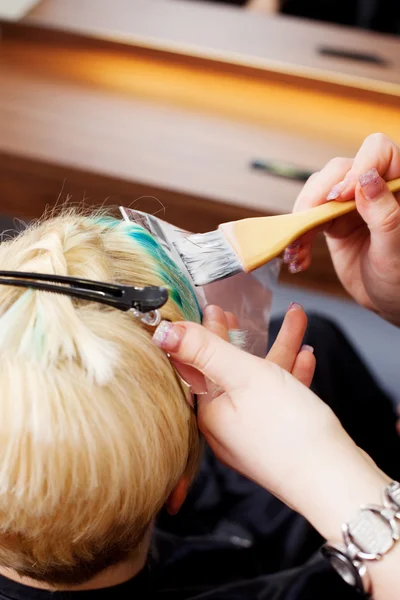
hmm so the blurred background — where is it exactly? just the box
[0,0,399,398]
[211,0,400,34]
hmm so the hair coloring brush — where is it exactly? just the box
[175,177,400,286]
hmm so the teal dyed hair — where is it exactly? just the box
[94,216,201,323]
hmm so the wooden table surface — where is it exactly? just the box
[25,0,400,95]
[1,0,400,295]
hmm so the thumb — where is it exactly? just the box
[356,168,400,249]
[152,320,257,393]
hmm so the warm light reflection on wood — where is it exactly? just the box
[2,39,399,148]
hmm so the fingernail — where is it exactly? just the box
[153,321,185,352]
[288,302,303,311]
[359,168,383,201]
[289,262,303,274]
[301,344,314,354]
[326,179,347,201]
[287,242,300,250]
[283,248,299,264]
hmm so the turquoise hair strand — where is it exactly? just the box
[94,217,201,323]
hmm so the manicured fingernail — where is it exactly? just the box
[283,248,298,264]
[287,242,300,250]
[288,302,303,311]
[289,261,303,274]
[301,344,314,354]
[359,168,382,201]
[326,179,347,201]
[153,321,185,352]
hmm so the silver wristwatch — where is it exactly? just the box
[322,481,400,596]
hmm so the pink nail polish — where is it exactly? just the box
[301,344,314,354]
[289,262,302,274]
[286,242,300,250]
[283,248,298,264]
[326,179,347,201]
[359,168,383,201]
[288,302,303,311]
[153,321,185,352]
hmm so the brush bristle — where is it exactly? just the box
[173,230,243,286]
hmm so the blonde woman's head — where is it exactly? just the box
[0,211,201,585]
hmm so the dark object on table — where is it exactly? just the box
[251,159,314,182]
[318,46,389,66]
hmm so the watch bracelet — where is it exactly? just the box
[323,481,400,595]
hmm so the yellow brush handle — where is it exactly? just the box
[292,198,355,232]
[230,177,400,272]
[294,176,400,233]
[387,178,400,194]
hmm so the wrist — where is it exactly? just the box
[292,440,388,543]
[322,477,400,600]
[368,539,400,600]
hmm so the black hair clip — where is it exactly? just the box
[0,271,168,326]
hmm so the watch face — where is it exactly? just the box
[329,554,358,587]
[322,546,364,591]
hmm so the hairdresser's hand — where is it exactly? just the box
[231,302,316,387]
[169,302,315,399]
[168,303,316,397]
[288,133,400,326]
[152,308,387,547]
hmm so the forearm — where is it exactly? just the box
[304,450,399,600]
[260,436,399,599]
[368,545,400,600]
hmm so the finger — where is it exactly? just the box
[152,320,258,393]
[202,305,230,342]
[282,234,319,270]
[283,242,302,264]
[266,303,308,371]
[225,311,239,330]
[353,170,400,257]
[293,157,353,213]
[287,250,312,275]
[291,346,316,387]
[170,359,207,396]
[293,157,355,243]
[201,306,232,399]
[283,232,320,257]
[291,244,312,266]
[283,228,324,259]
[172,305,231,394]
[284,244,312,274]
[339,133,400,202]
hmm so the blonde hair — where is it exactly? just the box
[0,211,201,584]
